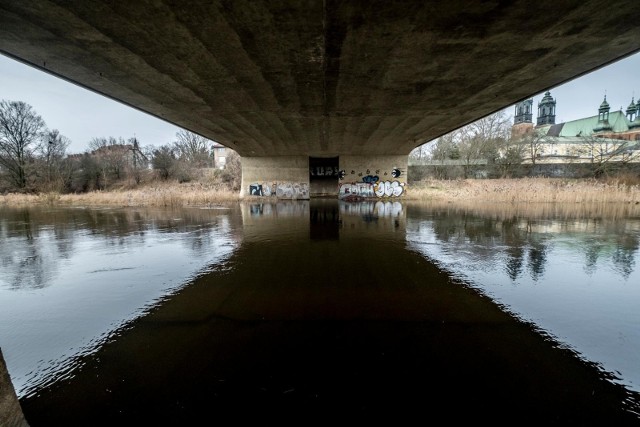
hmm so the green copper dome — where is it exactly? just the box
[540,91,554,104]
[627,97,636,113]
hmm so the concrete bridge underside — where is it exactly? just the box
[1,1,640,198]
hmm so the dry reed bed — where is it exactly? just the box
[0,182,240,207]
[407,178,640,205]
[1,178,639,210]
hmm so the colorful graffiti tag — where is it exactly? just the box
[339,180,405,199]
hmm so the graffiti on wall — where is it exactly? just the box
[310,166,340,177]
[336,166,406,199]
[374,180,405,197]
[249,184,263,196]
[339,182,375,200]
[276,182,309,198]
[248,182,308,199]
[339,180,405,199]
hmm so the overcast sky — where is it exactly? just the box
[2,51,640,154]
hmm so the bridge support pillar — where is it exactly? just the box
[1,348,29,426]
[241,156,310,199]
[240,154,409,200]
[338,155,408,200]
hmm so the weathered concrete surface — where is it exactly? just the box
[241,156,310,199]
[0,348,29,427]
[339,155,408,199]
[1,1,640,157]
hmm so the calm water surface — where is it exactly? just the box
[1,200,640,424]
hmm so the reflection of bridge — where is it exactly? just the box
[1,1,640,198]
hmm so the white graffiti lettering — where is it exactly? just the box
[374,180,405,197]
[339,183,375,199]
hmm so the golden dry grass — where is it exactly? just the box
[2,178,640,216]
[405,177,640,219]
[406,177,640,204]
[0,181,240,208]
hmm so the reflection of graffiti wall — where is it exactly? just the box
[340,201,403,217]
[339,200,406,235]
[248,182,309,199]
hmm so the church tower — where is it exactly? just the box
[626,97,636,122]
[536,91,556,126]
[632,98,640,129]
[511,98,534,139]
[593,95,612,133]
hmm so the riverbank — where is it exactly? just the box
[1,177,639,207]
[405,177,640,204]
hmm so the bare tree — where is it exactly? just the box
[152,144,176,180]
[126,136,148,184]
[38,129,71,189]
[519,130,552,165]
[173,130,211,167]
[457,110,511,177]
[430,130,462,161]
[409,142,431,161]
[581,135,640,177]
[219,150,242,190]
[496,138,526,177]
[0,100,46,189]
[88,136,129,188]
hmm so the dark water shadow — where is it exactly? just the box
[16,200,640,425]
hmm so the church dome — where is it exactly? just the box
[540,91,554,104]
[627,98,636,113]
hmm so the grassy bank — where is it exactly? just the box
[406,177,640,204]
[405,177,640,219]
[1,177,639,209]
[0,181,240,208]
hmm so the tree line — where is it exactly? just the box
[410,109,640,179]
[0,99,240,193]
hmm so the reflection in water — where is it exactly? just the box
[2,201,640,423]
[0,205,240,398]
[406,203,640,394]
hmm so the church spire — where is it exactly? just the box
[536,91,556,126]
[593,94,612,132]
[514,99,533,124]
[626,97,637,121]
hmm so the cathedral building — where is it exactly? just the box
[511,91,640,162]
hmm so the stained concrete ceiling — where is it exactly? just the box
[1,1,640,157]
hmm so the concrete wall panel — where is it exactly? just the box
[339,155,408,199]
[241,156,310,200]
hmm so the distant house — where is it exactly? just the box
[212,142,232,169]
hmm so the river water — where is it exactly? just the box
[1,199,640,424]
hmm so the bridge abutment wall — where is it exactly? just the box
[338,155,408,200]
[240,154,409,200]
[241,156,310,199]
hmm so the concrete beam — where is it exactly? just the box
[1,1,640,157]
